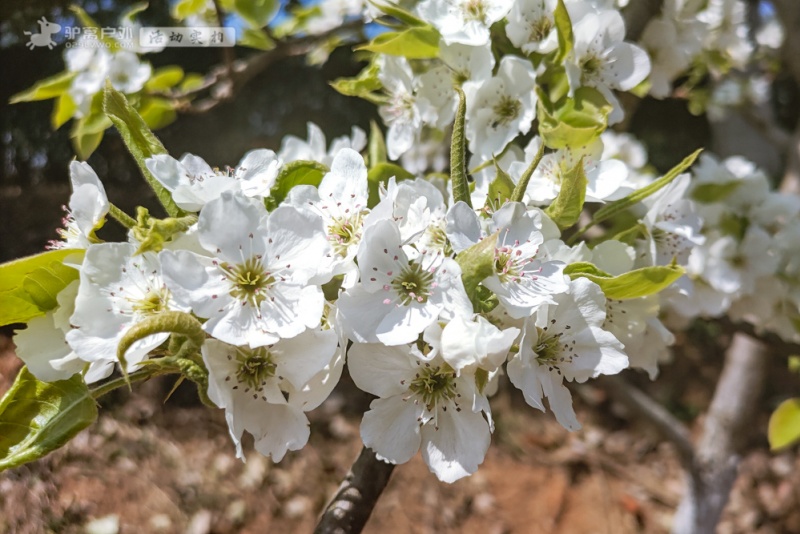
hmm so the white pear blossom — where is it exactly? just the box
[417,0,514,46]
[348,321,503,482]
[66,243,186,382]
[337,218,471,346]
[465,56,537,158]
[446,202,569,318]
[285,148,369,282]
[505,0,559,54]
[564,7,650,124]
[507,277,628,430]
[14,281,87,383]
[50,161,109,250]
[378,56,424,160]
[145,149,281,211]
[278,121,366,166]
[160,191,332,347]
[202,328,338,461]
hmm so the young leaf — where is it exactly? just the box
[553,0,573,63]
[172,0,208,20]
[70,125,104,161]
[331,63,383,98]
[138,97,178,130]
[537,86,611,149]
[510,140,545,203]
[52,93,77,129]
[367,162,414,207]
[9,72,76,104]
[234,0,279,28]
[358,26,440,59]
[456,232,499,301]
[368,120,387,169]
[239,28,276,51]
[691,181,741,203]
[267,160,329,208]
[0,249,82,327]
[484,161,515,211]
[768,398,800,451]
[0,368,98,473]
[587,148,702,228]
[563,261,685,300]
[103,83,182,217]
[451,87,471,207]
[144,66,185,92]
[369,0,428,27]
[545,157,587,229]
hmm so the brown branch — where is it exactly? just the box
[597,375,695,468]
[314,447,396,534]
[671,332,768,534]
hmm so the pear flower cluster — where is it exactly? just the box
[11,0,800,485]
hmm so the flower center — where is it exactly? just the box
[220,256,275,307]
[492,96,522,127]
[131,287,170,316]
[530,17,553,42]
[533,326,564,364]
[581,55,603,82]
[233,346,277,392]
[409,363,458,411]
[329,213,364,256]
[463,0,487,22]
[392,262,435,305]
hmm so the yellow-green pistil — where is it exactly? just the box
[464,0,488,22]
[219,256,275,308]
[408,363,459,412]
[492,96,522,127]
[232,346,277,393]
[392,263,435,305]
[131,287,170,316]
[329,213,364,256]
[530,17,554,42]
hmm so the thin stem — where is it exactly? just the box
[108,203,136,229]
[90,367,174,399]
[510,140,545,203]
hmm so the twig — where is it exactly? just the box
[597,375,695,469]
[671,332,768,534]
[164,20,366,115]
[314,447,396,534]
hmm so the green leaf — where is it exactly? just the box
[22,262,79,312]
[510,140,545,203]
[564,261,685,300]
[368,120,387,169]
[239,28,276,51]
[179,73,206,92]
[144,66,185,92]
[0,249,82,327]
[588,149,703,229]
[234,0,279,28]
[52,93,77,129]
[691,181,742,203]
[358,26,440,59]
[172,0,208,20]
[71,128,104,161]
[103,83,182,217]
[121,2,149,23]
[331,63,382,98]
[367,162,414,208]
[368,0,428,26]
[138,97,178,130]
[768,398,800,451]
[553,0,573,63]
[456,232,499,305]
[537,86,611,149]
[545,157,587,229]
[267,160,329,209]
[0,368,98,473]
[10,72,76,104]
[451,87,471,207]
[484,161,515,211]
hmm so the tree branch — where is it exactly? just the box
[597,375,695,468]
[671,332,768,534]
[314,446,396,534]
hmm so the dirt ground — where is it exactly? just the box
[1,331,799,534]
